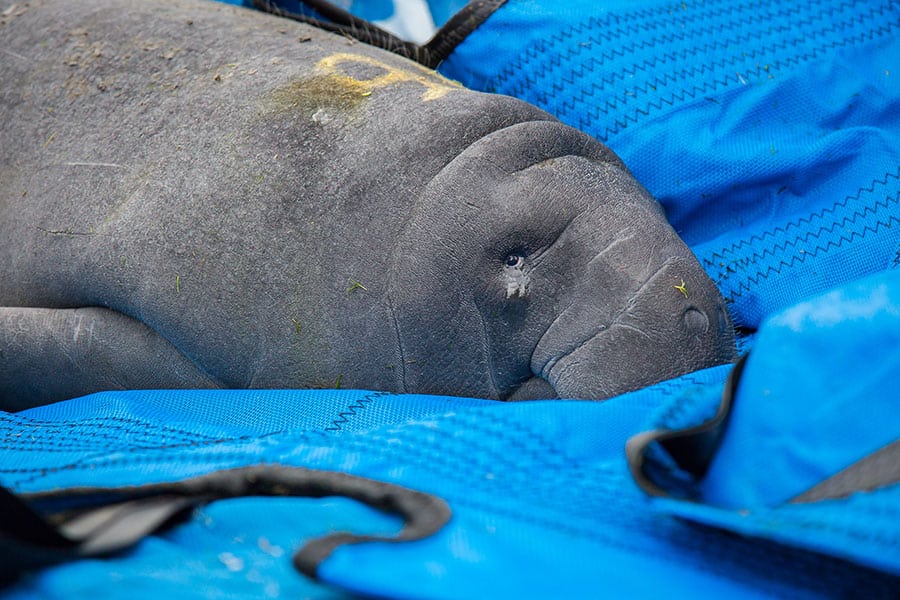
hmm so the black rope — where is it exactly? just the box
[625,354,748,499]
[2,465,451,582]
[252,0,507,68]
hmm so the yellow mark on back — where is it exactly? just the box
[316,53,459,101]
[674,279,688,298]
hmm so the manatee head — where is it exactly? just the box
[388,120,736,400]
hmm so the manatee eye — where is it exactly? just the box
[502,253,529,299]
[505,254,524,268]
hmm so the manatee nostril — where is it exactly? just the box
[683,307,710,335]
[717,304,730,333]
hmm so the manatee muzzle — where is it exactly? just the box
[533,257,735,400]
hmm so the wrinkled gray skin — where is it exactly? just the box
[0,0,736,411]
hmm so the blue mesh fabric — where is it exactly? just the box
[439,0,900,336]
[650,269,900,578]
[701,270,900,509]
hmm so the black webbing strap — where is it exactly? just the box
[0,465,451,583]
[0,486,198,582]
[791,439,900,503]
[626,355,900,502]
[253,0,507,68]
[625,354,747,499]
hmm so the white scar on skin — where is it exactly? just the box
[503,266,530,298]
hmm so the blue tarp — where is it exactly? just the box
[3,0,899,597]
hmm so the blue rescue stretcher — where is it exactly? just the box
[2,1,898,598]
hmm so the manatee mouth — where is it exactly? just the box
[537,322,635,400]
[503,376,559,401]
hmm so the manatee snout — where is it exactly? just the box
[395,118,736,402]
[531,254,736,401]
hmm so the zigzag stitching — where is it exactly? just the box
[718,205,900,304]
[543,7,869,121]
[324,391,388,431]
[487,2,895,141]
[501,0,834,101]
[0,431,295,484]
[590,11,897,140]
[702,166,900,264]
[553,31,793,123]
[2,427,334,487]
[490,0,780,90]
[712,190,900,281]
[545,26,791,98]
[382,408,579,472]
[0,414,228,446]
[0,436,220,453]
[490,0,861,96]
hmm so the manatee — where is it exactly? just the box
[0,0,736,411]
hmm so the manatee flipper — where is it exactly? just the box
[0,307,221,411]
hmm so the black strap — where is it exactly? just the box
[625,354,747,499]
[0,488,197,582]
[420,0,507,67]
[1,465,451,583]
[253,0,420,60]
[626,355,900,503]
[791,439,900,503]
[253,0,507,68]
